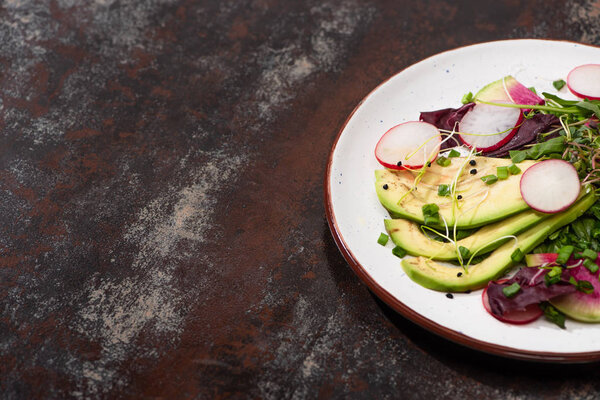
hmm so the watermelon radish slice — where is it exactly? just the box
[519,159,581,213]
[374,121,441,170]
[458,102,523,152]
[482,279,543,324]
[567,64,600,101]
[475,75,545,106]
[551,265,600,322]
[525,253,559,267]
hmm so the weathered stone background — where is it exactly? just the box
[1,0,599,398]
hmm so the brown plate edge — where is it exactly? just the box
[323,38,600,364]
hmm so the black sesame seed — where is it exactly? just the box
[427,162,432,167]
[470,168,477,175]
[383,184,389,190]
[457,195,463,200]
[446,293,454,299]
[469,159,476,166]
[397,161,402,166]
[457,272,463,277]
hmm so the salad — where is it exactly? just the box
[374,64,600,329]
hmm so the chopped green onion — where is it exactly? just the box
[422,203,440,226]
[480,175,498,185]
[497,166,508,180]
[577,280,594,294]
[510,248,524,263]
[582,249,597,260]
[447,149,461,158]
[436,156,451,167]
[508,163,521,175]
[540,302,566,329]
[502,282,521,298]
[573,252,584,260]
[392,246,407,258]
[545,266,563,286]
[461,92,473,104]
[548,265,563,277]
[437,184,451,197]
[553,79,566,91]
[556,245,574,264]
[584,259,599,274]
[377,233,389,246]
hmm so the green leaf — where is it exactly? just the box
[458,246,471,260]
[553,79,566,90]
[461,92,473,104]
[540,302,566,329]
[510,150,527,163]
[575,100,600,118]
[542,92,579,106]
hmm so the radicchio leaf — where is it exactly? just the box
[419,103,475,150]
[486,267,577,317]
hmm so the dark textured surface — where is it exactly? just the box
[1,0,600,398]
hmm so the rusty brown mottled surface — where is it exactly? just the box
[1,0,600,398]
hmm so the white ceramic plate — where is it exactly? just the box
[325,39,600,362]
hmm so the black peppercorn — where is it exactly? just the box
[470,168,477,175]
[383,184,389,190]
[469,159,476,166]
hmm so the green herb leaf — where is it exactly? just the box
[480,175,498,185]
[575,100,600,118]
[556,245,574,264]
[458,246,470,261]
[502,282,521,298]
[553,79,566,91]
[540,302,566,329]
[508,163,521,175]
[461,92,473,104]
[542,92,579,106]
[528,87,537,95]
[510,150,527,163]
[510,248,524,263]
[392,246,407,258]
[437,184,451,197]
[436,156,451,167]
[377,233,389,246]
[497,166,508,180]
[447,149,461,158]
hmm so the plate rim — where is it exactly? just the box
[324,38,600,363]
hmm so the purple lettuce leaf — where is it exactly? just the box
[487,267,577,316]
[420,103,474,150]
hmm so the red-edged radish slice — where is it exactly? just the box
[458,102,523,152]
[519,159,581,214]
[567,64,600,101]
[375,121,441,170]
[482,280,543,325]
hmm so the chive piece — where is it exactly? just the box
[577,280,594,294]
[545,266,563,286]
[573,252,584,260]
[510,150,527,163]
[510,248,524,263]
[497,166,508,180]
[461,92,473,104]
[437,184,451,197]
[547,266,563,277]
[458,246,471,260]
[508,163,521,175]
[540,302,566,329]
[480,175,498,185]
[584,259,599,274]
[582,249,597,260]
[502,282,521,298]
[392,245,407,258]
[377,233,389,246]
[422,203,440,226]
[436,156,451,167]
[447,149,461,158]
[553,79,566,90]
[556,245,574,264]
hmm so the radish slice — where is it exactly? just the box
[374,121,441,170]
[482,280,543,325]
[567,64,600,101]
[519,159,581,213]
[458,102,523,152]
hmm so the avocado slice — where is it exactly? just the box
[375,157,537,228]
[401,191,596,292]
[385,207,551,261]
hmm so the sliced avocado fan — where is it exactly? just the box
[384,207,551,261]
[375,157,537,229]
[401,190,596,293]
